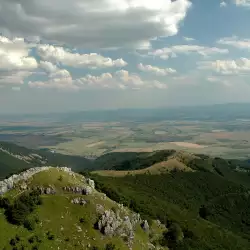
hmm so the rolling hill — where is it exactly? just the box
[0,167,167,250]
[1,142,250,249]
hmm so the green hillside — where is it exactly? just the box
[91,171,250,250]
[0,168,165,250]
[0,151,32,180]
[1,142,250,249]
[0,141,93,179]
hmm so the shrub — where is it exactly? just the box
[105,243,116,250]
[161,222,184,248]
[28,236,35,244]
[46,231,55,240]
[15,235,20,242]
[5,191,42,225]
[199,205,210,220]
[9,239,16,246]
[79,217,85,223]
[0,197,10,209]
[24,219,35,231]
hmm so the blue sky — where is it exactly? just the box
[0,0,250,114]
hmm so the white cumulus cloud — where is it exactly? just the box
[29,70,168,90]
[149,45,228,59]
[0,36,37,71]
[0,71,32,85]
[197,58,250,75]
[137,63,176,76]
[183,37,195,42]
[0,0,191,48]
[234,0,250,7]
[217,36,250,49]
[220,2,227,7]
[37,45,128,69]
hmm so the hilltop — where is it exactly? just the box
[0,167,168,250]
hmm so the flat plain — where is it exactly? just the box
[1,117,250,159]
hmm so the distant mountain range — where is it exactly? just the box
[2,102,250,123]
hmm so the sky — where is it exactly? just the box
[1,0,250,114]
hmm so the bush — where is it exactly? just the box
[5,201,29,225]
[79,217,85,223]
[105,243,116,250]
[161,223,184,248]
[28,236,35,244]
[0,197,10,209]
[9,239,16,246]
[15,235,20,242]
[5,191,42,225]
[46,231,55,240]
[24,219,35,231]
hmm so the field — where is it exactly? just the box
[2,106,250,159]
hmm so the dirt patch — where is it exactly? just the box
[111,148,154,153]
[86,141,105,148]
[170,142,207,149]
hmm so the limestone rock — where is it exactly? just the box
[96,204,105,214]
[86,178,95,189]
[71,197,87,206]
[141,220,150,232]
[96,209,138,247]
[82,186,93,195]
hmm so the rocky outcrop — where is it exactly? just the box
[0,167,72,195]
[141,220,150,232]
[86,178,95,189]
[35,186,56,195]
[63,185,93,195]
[96,208,141,249]
[96,204,105,214]
[71,197,87,205]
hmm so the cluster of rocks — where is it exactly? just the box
[0,167,72,195]
[62,185,93,195]
[35,186,56,195]
[71,197,87,205]
[96,207,143,249]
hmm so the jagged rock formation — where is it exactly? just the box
[71,197,87,205]
[141,220,150,232]
[35,186,57,195]
[96,208,142,249]
[62,185,93,195]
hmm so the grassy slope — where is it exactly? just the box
[93,158,194,177]
[0,168,162,250]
